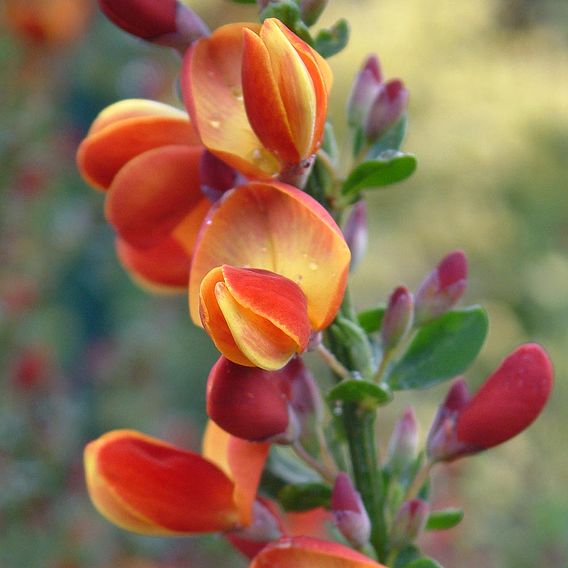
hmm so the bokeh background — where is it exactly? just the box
[1,0,567,566]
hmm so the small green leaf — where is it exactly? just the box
[393,545,421,568]
[357,306,386,334]
[369,114,408,156]
[260,1,302,29]
[313,19,349,58]
[388,306,488,390]
[341,152,417,199]
[267,445,321,485]
[278,482,332,512]
[328,379,392,409]
[404,558,444,568]
[425,508,464,531]
[331,317,375,380]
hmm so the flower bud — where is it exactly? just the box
[97,0,208,51]
[428,344,553,462]
[199,150,238,203]
[300,0,330,26]
[331,473,371,548]
[364,79,409,143]
[390,499,429,547]
[347,55,382,128]
[287,357,324,436]
[414,250,468,325]
[387,407,419,474]
[381,286,413,352]
[343,201,368,271]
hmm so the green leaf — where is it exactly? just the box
[393,545,421,568]
[267,445,321,485]
[341,151,417,199]
[313,19,349,58]
[425,508,464,531]
[369,114,408,156]
[357,306,386,334]
[328,379,392,409]
[331,317,375,380]
[388,306,488,390]
[278,482,332,512]
[260,1,302,29]
[404,558,444,568]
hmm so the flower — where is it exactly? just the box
[84,424,268,535]
[77,99,210,291]
[427,343,553,461]
[188,180,351,370]
[182,18,332,179]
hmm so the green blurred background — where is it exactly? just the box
[1,0,567,566]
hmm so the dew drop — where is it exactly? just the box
[309,261,318,271]
[210,119,221,129]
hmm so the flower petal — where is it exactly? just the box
[250,536,386,567]
[202,421,269,526]
[456,343,553,449]
[189,181,350,331]
[84,430,241,535]
[104,145,205,249]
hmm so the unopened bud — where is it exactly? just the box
[200,151,238,203]
[331,473,371,548]
[347,55,383,128]
[414,250,468,325]
[364,79,409,143]
[390,499,429,547]
[387,407,419,474]
[288,357,324,427]
[97,0,209,51]
[300,0,330,26]
[343,201,368,271]
[381,286,413,352]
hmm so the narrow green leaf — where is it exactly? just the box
[267,445,321,485]
[425,508,464,531]
[313,19,349,58]
[393,545,421,568]
[278,482,332,512]
[404,558,444,568]
[388,306,488,390]
[328,379,392,409]
[332,317,375,380]
[357,306,386,334]
[260,1,302,29]
[341,152,417,198]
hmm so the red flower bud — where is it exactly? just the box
[428,344,553,462]
[347,55,383,128]
[342,201,368,271]
[331,473,371,548]
[390,499,429,547]
[381,286,414,352]
[414,250,468,325]
[364,79,409,143]
[199,151,238,203]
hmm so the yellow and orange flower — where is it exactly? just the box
[84,423,268,535]
[77,99,209,292]
[189,180,351,370]
[182,18,332,180]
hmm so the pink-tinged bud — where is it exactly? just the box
[288,357,324,431]
[390,499,429,547]
[414,250,468,325]
[342,202,368,271]
[381,286,413,352]
[347,55,383,128]
[199,151,238,203]
[331,473,371,549]
[364,80,409,143]
[428,345,553,461]
[97,0,208,50]
[387,407,419,474]
[300,0,330,26]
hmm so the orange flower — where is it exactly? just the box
[250,536,386,567]
[77,99,209,292]
[189,180,350,370]
[182,18,332,180]
[4,0,92,46]
[84,424,268,535]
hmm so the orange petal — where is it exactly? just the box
[115,237,190,293]
[182,22,280,179]
[84,430,241,535]
[202,421,269,526]
[189,181,350,331]
[250,536,386,567]
[77,102,199,191]
[104,145,204,248]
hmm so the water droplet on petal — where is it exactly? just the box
[210,119,221,129]
[309,261,318,271]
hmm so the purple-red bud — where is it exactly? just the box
[287,357,324,427]
[200,151,238,203]
[390,499,429,547]
[414,250,468,325]
[364,79,409,143]
[381,286,413,352]
[97,0,208,51]
[347,55,383,128]
[387,407,419,474]
[428,344,553,462]
[343,201,368,271]
[331,473,371,548]
[300,0,330,26]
